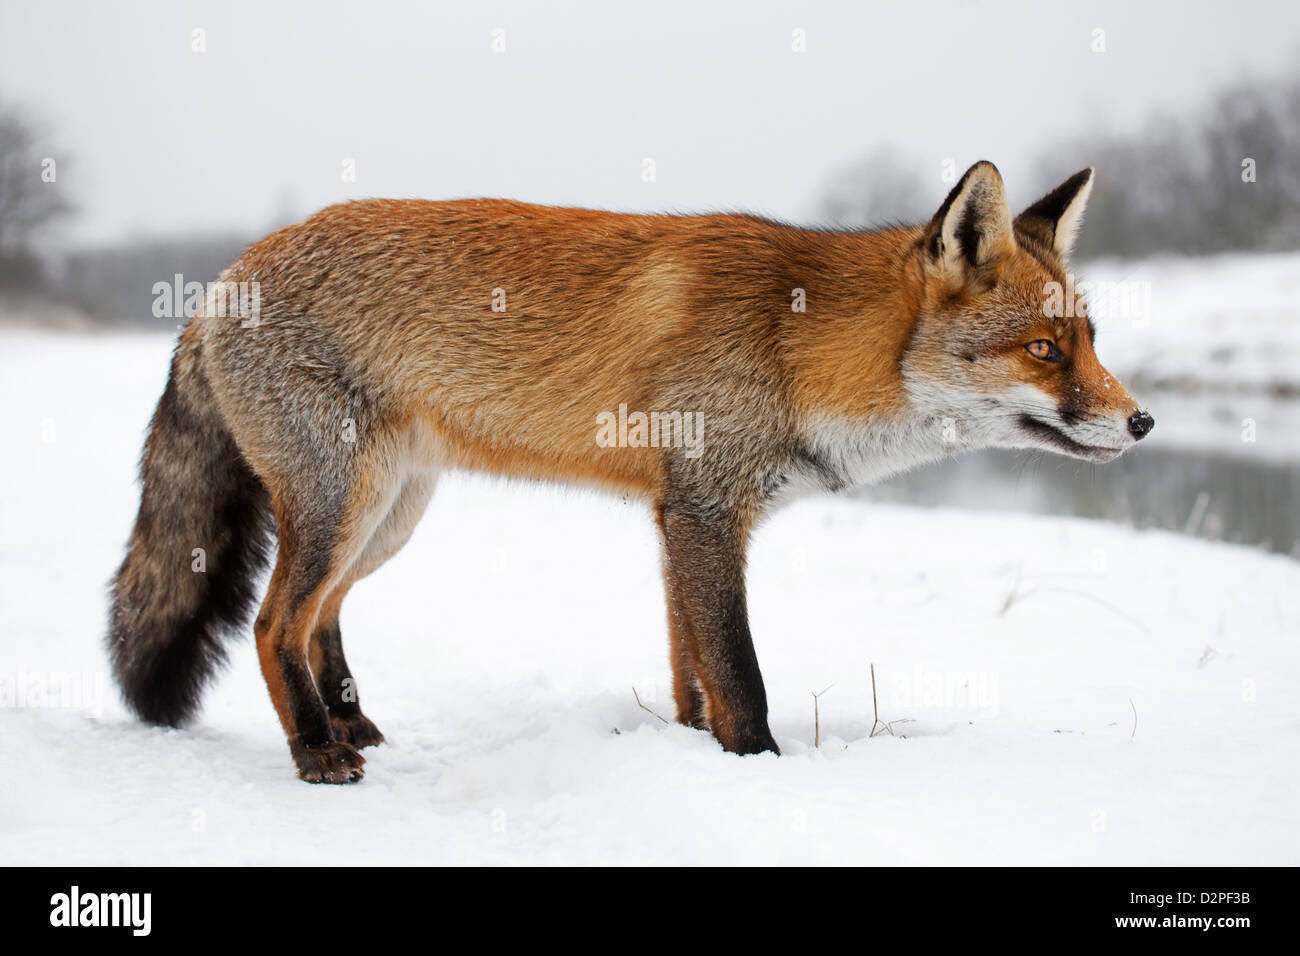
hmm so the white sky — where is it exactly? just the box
[2,0,1298,245]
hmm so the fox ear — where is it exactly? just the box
[923,161,1015,279]
[1015,168,1094,262]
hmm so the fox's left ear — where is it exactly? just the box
[1015,168,1094,262]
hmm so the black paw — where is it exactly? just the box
[294,741,366,784]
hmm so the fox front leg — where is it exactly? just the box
[657,503,778,756]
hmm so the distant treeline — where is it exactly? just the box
[53,234,254,327]
[819,72,1300,259]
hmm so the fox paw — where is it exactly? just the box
[719,728,781,757]
[295,741,366,784]
[330,712,386,749]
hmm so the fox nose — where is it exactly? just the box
[1128,410,1154,440]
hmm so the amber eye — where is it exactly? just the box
[1025,340,1062,362]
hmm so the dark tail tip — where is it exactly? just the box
[108,609,227,726]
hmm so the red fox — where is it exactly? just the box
[108,161,1152,782]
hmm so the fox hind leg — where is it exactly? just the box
[309,471,438,749]
[253,440,407,783]
[255,510,367,783]
[307,607,383,749]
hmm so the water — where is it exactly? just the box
[858,445,1300,557]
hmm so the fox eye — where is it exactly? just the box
[1025,339,1062,362]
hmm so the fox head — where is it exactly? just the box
[902,161,1153,462]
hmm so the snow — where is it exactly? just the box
[2,329,1298,865]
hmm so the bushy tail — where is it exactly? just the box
[108,339,272,726]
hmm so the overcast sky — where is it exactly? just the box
[3,0,1298,245]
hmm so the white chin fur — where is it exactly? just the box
[1091,446,1126,463]
[1021,418,1135,462]
[1068,443,1127,464]
[906,376,1137,464]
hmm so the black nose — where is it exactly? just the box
[1128,410,1154,440]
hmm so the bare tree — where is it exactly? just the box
[1034,72,1300,259]
[0,100,73,287]
[821,72,1300,258]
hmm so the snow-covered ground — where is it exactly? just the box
[2,329,1298,865]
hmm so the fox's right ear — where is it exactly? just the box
[922,160,1015,283]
